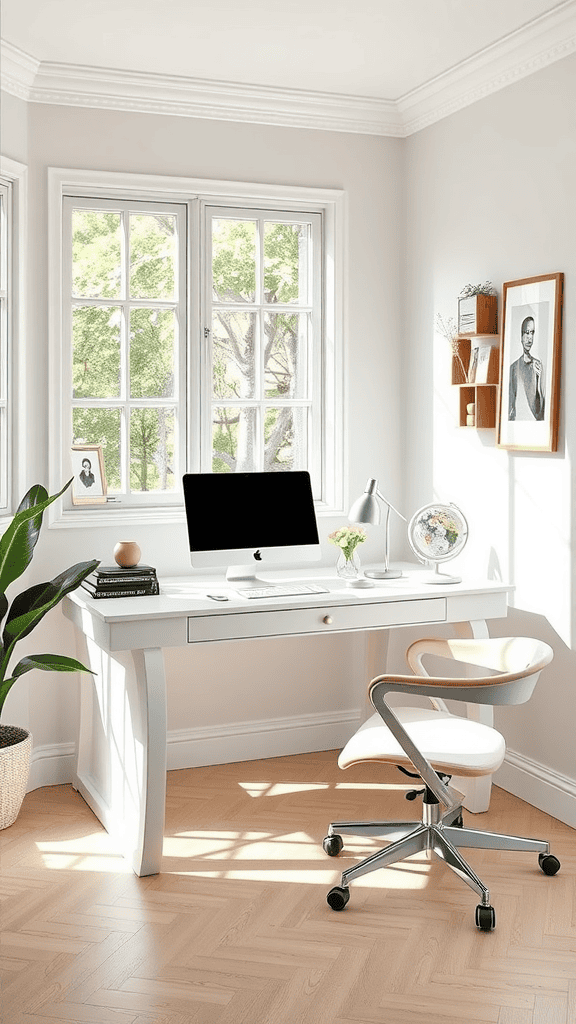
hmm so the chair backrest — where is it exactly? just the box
[407,636,553,678]
[369,636,554,709]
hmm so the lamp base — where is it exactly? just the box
[364,569,403,580]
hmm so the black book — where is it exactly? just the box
[93,564,157,578]
[83,573,156,589]
[81,580,159,599]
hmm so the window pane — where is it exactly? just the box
[264,221,308,304]
[73,407,120,490]
[264,312,309,399]
[130,307,176,399]
[212,219,256,302]
[212,311,256,399]
[72,210,121,299]
[264,406,307,471]
[73,306,121,398]
[212,405,257,473]
[130,214,176,299]
[130,407,175,492]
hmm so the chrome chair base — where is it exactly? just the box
[325,796,556,929]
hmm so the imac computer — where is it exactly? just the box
[183,471,322,585]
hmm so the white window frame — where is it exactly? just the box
[63,195,188,506]
[0,156,27,521]
[204,205,323,489]
[48,168,345,528]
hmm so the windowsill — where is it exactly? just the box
[50,504,187,529]
[49,499,345,529]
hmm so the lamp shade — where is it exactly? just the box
[348,491,380,525]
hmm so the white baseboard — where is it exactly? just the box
[28,741,76,792]
[30,728,575,832]
[494,749,576,829]
[25,710,361,791]
[166,709,361,770]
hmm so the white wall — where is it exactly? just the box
[399,52,576,820]
[1,100,404,774]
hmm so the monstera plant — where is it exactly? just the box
[0,479,99,828]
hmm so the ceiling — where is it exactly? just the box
[2,0,576,134]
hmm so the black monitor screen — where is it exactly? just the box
[183,471,320,553]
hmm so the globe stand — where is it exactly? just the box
[420,562,461,585]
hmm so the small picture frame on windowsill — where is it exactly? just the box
[71,444,107,505]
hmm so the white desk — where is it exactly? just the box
[63,569,510,876]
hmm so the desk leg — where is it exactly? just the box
[452,619,493,814]
[74,642,167,876]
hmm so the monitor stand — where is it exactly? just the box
[226,565,267,587]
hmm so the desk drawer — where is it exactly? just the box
[187,597,446,643]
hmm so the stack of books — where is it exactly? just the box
[81,564,159,600]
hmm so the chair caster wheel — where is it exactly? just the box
[327,885,350,911]
[475,904,496,931]
[323,834,344,857]
[539,853,561,875]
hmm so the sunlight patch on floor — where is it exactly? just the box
[238,782,330,797]
[35,833,132,872]
[164,829,431,888]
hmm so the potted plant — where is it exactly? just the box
[0,480,99,829]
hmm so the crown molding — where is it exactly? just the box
[2,2,576,136]
[0,39,39,101]
[399,0,576,134]
[0,41,402,136]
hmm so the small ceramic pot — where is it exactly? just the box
[113,541,142,568]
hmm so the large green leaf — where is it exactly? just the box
[14,484,49,566]
[0,480,72,594]
[0,654,95,717]
[11,654,95,678]
[0,593,7,631]
[2,560,99,652]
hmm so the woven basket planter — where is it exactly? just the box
[0,726,32,829]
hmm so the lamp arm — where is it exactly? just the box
[375,489,407,522]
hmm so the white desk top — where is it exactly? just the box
[66,564,511,625]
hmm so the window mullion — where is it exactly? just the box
[121,210,130,494]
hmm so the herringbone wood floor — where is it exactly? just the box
[1,752,575,1024]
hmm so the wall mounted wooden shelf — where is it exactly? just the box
[452,335,500,428]
[458,293,498,335]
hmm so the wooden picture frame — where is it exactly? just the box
[71,444,107,504]
[496,273,563,452]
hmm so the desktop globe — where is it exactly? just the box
[408,502,468,584]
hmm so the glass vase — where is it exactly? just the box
[336,549,361,581]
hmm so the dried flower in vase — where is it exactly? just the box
[435,313,468,382]
[459,281,497,298]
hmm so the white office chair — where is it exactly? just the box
[323,636,560,930]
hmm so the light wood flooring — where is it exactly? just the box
[1,751,575,1024]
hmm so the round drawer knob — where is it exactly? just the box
[323,615,333,625]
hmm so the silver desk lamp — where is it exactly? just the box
[348,478,406,580]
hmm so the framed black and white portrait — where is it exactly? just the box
[497,273,564,452]
[71,444,107,504]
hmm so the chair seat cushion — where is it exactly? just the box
[338,708,506,777]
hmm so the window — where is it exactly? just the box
[51,170,344,522]
[0,180,9,512]
[64,197,187,503]
[0,157,26,518]
[206,207,322,480]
